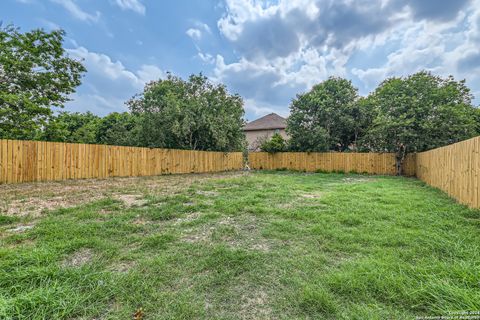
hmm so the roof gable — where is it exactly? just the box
[244,113,287,131]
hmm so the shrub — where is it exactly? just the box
[260,133,287,153]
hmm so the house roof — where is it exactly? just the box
[243,113,287,131]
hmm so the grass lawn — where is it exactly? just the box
[1,171,479,319]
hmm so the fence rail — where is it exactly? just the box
[416,136,480,208]
[248,152,416,176]
[0,140,244,184]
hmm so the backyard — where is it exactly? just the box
[0,171,479,319]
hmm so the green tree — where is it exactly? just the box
[96,112,137,146]
[41,111,100,144]
[128,73,246,151]
[260,133,287,153]
[287,77,365,152]
[0,25,86,139]
[362,71,479,175]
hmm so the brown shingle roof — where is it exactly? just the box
[243,113,287,131]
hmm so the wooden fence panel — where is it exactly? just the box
[248,152,415,176]
[416,136,480,208]
[0,139,244,184]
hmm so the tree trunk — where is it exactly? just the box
[395,144,406,176]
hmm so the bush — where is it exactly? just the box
[260,133,287,153]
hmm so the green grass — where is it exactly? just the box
[0,171,479,319]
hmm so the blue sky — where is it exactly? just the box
[2,0,480,121]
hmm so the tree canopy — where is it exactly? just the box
[287,77,368,152]
[95,112,137,146]
[40,111,100,144]
[127,73,246,152]
[361,71,479,174]
[0,25,86,139]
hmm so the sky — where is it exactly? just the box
[2,0,480,122]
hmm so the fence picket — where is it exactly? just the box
[416,136,480,208]
[0,139,244,184]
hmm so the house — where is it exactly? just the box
[243,113,288,151]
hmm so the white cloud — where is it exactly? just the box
[50,0,100,23]
[67,93,126,114]
[136,65,163,84]
[114,0,146,15]
[244,98,288,118]
[213,54,305,114]
[65,46,163,115]
[186,28,202,41]
[68,47,139,85]
[198,52,215,64]
[186,23,212,41]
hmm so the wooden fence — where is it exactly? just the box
[0,140,244,184]
[416,136,480,208]
[4,137,480,209]
[248,152,416,176]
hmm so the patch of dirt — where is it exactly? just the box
[1,196,90,218]
[115,194,148,207]
[61,248,94,267]
[174,211,202,225]
[0,172,245,217]
[196,190,219,197]
[239,290,272,319]
[3,238,36,249]
[110,260,136,273]
[181,215,273,252]
[7,224,34,233]
[277,194,329,210]
[342,177,376,183]
[182,226,213,243]
[250,242,272,252]
[300,192,324,199]
[132,215,150,225]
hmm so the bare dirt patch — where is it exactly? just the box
[181,215,273,252]
[300,191,324,199]
[174,211,202,225]
[0,172,246,217]
[1,197,84,218]
[61,248,94,268]
[132,215,149,225]
[114,194,147,208]
[239,290,272,319]
[196,190,219,197]
[7,224,35,233]
[342,177,376,183]
[110,260,136,273]
[4,238,36,249]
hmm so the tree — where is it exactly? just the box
[96,112,137,146]
[260,133,287,153]
[0,25,86,140]
[287,77,365,152]
[128,73,246,151]
[41,111,100,144]
[350,97,376,151]
[362,71,479,175]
